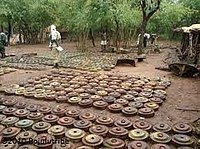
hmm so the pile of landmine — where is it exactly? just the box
[1,52,136,71]
[0,69,171,118]
[0,98,197,149]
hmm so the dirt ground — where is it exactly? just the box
[0,41,200,148]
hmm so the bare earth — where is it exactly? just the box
[0,41,200,147]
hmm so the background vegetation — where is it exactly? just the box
[0,0,199,50]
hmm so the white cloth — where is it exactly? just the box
[50,30,61,41]
[101,40,107,45]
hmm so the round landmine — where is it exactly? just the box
[80,93,91,99]
[122,107,138,116]
[116,88,127,95]
[104,88,115,93]
[122,94,134,101]
[128,129,149,141]
[172,123,193,134]
[38,106,52,114]
[108,103,123,113]
[96,90,108,96]
[58,117,75,127]
[16,131,37,143]
[42,114,59,124]
[65,109,80,119]
[15,119,34,130]
[93,101,108,110]
[132,87,143,93]
[2,107,17,116]
[0,142,18,149]
[172,134,193,146]
[75,88,85,94]
[127,141,149,149]
[2,127,21,139]
[86,88,97,95]
[150,132,171,143]
[82,134,103,147]
[1,117,19,126]
[128,90,139,97]
[52,142,75,149]
[27,112,44,122]
[68,97,82,104]
[26,104,39,112]
[3,99,17,107]
[134,97,149,103]
[65,128,86,143]
[0,114,7,122]
[51,106,67,117]
[18,145,38,149]
[89,125,108,137]
[4,88,16,95]
[76,146,93,149]
[56,95,68,103]
[153,93,166,101]
[74,120,92,131]
[13,109,30,118]
[153,122,171,133]
[144,102,159,111]
[90,95,102,101]
[47,125,66,139]
[115,99,129,106]
[128,102,144,109]
[108,92,121,98]
[34,133,55,149]
[67,92,79,98]
[114,118,132,130]
[14,101,27,109]
[149,97,163,105]
[79,112,97,122]
[32,121,51,133]
[103,96,116,104]
[96,116,114,127]
[138,108,155,118]
[0,105,6,112]
[103,138,125,149]
[45,93,57,101]
[151,144,171,149]
[79,99,93,108]
[154,90,167,95]
[139,92,152,98]
[64,87,74,93]
[133,120,152,131]
[109,127,128,139]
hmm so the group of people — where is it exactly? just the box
[1,26,157,62]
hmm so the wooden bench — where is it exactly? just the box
[136,54,146,62]
[116,59,136,67]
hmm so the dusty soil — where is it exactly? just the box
[0,41,200,147]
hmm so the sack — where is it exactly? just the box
[56,46,64,52]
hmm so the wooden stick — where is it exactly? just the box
[176,106,200,112]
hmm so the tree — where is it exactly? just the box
[137,0,161,54]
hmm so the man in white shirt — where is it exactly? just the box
[49,25,61,48]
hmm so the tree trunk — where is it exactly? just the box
[115,17,120,51]
[89,28,95,47]
[7,17,12,44]
[138,18,148,55]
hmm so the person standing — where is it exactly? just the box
[100,32,107,52]
[49,25,62,68]
[0,31,8,58]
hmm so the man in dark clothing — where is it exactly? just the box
[0,32,8,58]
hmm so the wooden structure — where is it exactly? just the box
[170,24,200,76]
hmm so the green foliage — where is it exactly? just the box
[147,0,191,39]
[0,0,199,45]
